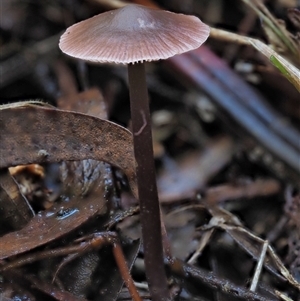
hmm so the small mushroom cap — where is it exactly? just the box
[59,4,210,64]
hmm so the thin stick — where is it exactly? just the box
[209,27,251,46]
[169,258,278,301]
[241,0,298,56]
[90,0,126,9]
[113,243,142,301]
[0,232,142,301]
[250,240,268,291]
[275,290,294,301]
[188,228,215,265]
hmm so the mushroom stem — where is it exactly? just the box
[128,62,170,301]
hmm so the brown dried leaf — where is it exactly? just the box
[57,88,112,198]
[0,187,107,259]
[0,103,137,198]
[57,87,108,119]
[0,169,34,230]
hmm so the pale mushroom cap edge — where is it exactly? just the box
[59,4,210,65]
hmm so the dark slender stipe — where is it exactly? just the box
[128,62,170,301]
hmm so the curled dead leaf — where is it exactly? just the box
[0,103,137,198]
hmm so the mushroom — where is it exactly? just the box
[59,4,209,300]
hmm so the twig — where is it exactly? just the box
[210,27,251,45]
[188,228,214,265]
[210,27,300,92]
[241,0,298,57]
[0,232,142,301]
[169,258,279,301]
[275,290,295,301]
[250,240,269,291]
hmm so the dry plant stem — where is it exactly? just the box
[275,290,294,301]
[212,16,296,59]
[0,244,87,272]
[250,240,269,291]
[169,259,278,301]
[0,232,142,301]
[112,243,142,301]
[241,0,298,56]
[210,27,251,46]
[210,27,300,94]
[223,8,257,62]
[91,0,126,9]
[128,63,170,301]
[188,228,215,264]
[91,0,158,9]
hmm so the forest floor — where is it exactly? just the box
[0,0,299,300]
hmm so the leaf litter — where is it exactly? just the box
[1,1,300,300]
